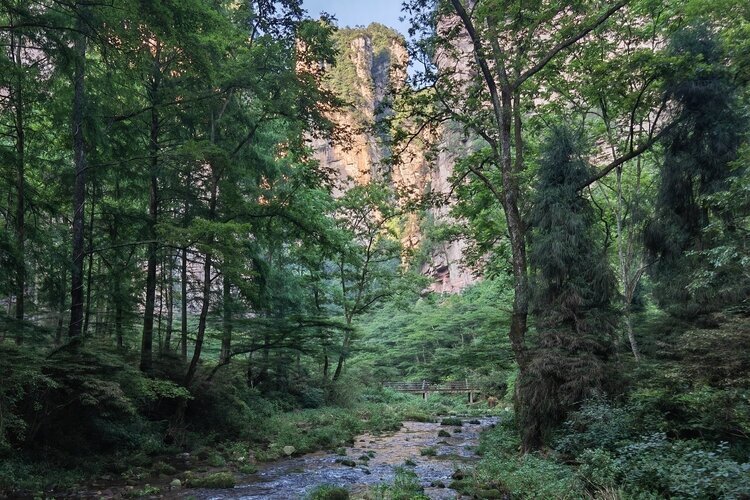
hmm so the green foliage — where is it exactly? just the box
[419,446,437,456]
[474,420,584,499]
[354,279,513,383]
[520,125,618,449]
[615,434,750,498]
[371,467,429,500]
[577,448,620,490]
[325,23,404,114]
[307,484,350,500]
[440,417,462,426]
[645,26,749,317]
[556,395,634,455]
[185,472,235,489]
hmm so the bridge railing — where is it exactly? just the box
[383,380,480,402]
[383,380,477,392]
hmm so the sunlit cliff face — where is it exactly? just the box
[306,23,476,293]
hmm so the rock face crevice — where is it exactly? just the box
[312,23,475,293]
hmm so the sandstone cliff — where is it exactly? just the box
[312,23,475,293]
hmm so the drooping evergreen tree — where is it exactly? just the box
[518,126,618,450]
[645,26,748,317]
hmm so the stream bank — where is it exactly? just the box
[190,416,497,499]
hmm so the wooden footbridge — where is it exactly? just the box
[383,380,480,402]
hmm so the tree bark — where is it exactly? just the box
[141,46,161,372]
[181,247,188,361]
[220,278,232,363]
[332,333,349,382]
[83,189,95,334]
[164,254,174,351]
[11,31,25,339]
[115,279,124,348]
[68,19,87,338]
[184,170,218,387]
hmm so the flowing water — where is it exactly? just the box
[190,416,497,499]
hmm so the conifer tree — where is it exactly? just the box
[519,126,618,450]
[645,27,747,317]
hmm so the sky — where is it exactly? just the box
[301,0,409,35]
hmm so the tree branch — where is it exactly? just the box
[513,0,628,90]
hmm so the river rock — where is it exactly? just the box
[451,469,465,480]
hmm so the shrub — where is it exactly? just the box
[388,467,429,500]
[307,484,350,500]
[186,472,235,489]
[440,417,462,426]
[577,448,620,490]
[473,421,584,498]
[615,433,750,498]
[555,395,634,455]
[301,388,327,409]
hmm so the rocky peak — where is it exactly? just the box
[312,23,475,293]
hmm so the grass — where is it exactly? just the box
[307,484,350,499]
[185,472,235,489]
[440,417,463,426]
[420,446,437,456]
[463,415,585,499]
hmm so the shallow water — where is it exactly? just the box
[189,416,497,499]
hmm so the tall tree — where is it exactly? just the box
[68,8,89,338]
[645,26,747,317]
[520,125,617,450]
[397,0,678,450]
[330,183,403,380]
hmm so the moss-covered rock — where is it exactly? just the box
[186,472,235,489]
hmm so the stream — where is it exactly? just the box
[189,416,497,499]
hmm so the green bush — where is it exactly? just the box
[555,395,634,455]
[419,446,437,456]
[577,448,620,490]
[474,421,585,499]
[186,472,235,489]
[307,484,350,500]
[440,417,462,426]
[380,467,429,500]
[301,388,327,409]
[615,433,750,498]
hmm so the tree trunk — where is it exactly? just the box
[115,280,124,349]
[624,308,641,361]
[184,252,211,386]
[68,20,88,338]
[11,31,25,340]
[499,88,529,372]
[181,247,188,361]
[83,190,96,334]
[56,272,66,344]
[157,258,164,353]
[140,48,161,372]
[220,278,232,363]
[184,171,218,386]
[164,254,174,351]
[332,331,350,382]
[615,165,642,361]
